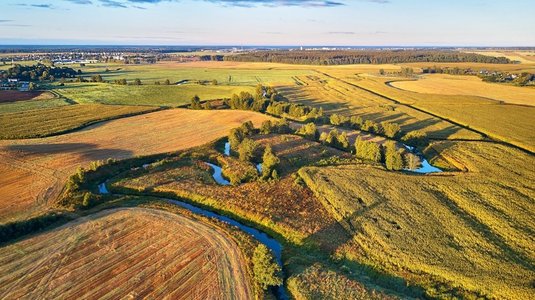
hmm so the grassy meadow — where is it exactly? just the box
[299,141,535,299]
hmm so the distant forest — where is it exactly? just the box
[221,50,512,65]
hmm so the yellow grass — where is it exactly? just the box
[0,208,253,299]
[390,74,535,106]
[0,109,270,223]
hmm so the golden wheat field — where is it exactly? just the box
[0,208,253,299]
[0,109,270,223]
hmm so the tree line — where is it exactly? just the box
[0,63,79,81]
[221,50,511,65]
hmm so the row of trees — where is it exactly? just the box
[328,113,401,139]
[223,50,511,65]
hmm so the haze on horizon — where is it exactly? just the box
[0,0,534,46]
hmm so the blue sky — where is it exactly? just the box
[0,0,533,46]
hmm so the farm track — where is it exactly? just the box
[0,208,253,300]
[315,70,534,155]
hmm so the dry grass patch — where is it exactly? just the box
[0,208,253,299]
[0,90,54,103]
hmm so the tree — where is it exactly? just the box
[381,122,401,138]
[238,138,259,162]
[134,78,142,85]
[91,74,103,82]
[164,79,171,85]
[262,146,280,179]
[252,244,282,290]
[379,68,385,75]
[260,120,273,134]
[405,152,420,170]
[190,95,201,109]
[154,81,161,85]
[384,141,403,170]
[202,101,212,110]
[295,122,318,140]
[402,130,428,148]
[229,128,245,148]
[28,82,37,91]
[82,192,92,208]
[212,79,218,85]
[338,132,350,150]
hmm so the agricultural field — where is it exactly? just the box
[275,71,482,140]
[0,208,253,299]
[336,74,535,152]
[0,90,55,103]
[0,109,269,223]
[0,104,157,139]
[52,83,255,106]
[299,141,535,299]
[390,74,535,105]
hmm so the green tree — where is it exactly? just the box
[238,138,259,162]
[212,79,218,85]
[228,128,245,149]
[381,122,401,138]
[164,79,171,85]
[260,120,273,134]
[262,145,280,179]
[190,95,202,109]
[28,82,37,91]
[82,192,92,208]
[384,141,403,170]
[252,244,282,290]
[295,122,318,140]
[133,78,142,85]
[402,130,428,148]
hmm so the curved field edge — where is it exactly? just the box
[0,104,160,139]
[0,207,254,300]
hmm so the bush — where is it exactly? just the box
[381,122,401,138]
[252,244,282,290]
[355,136,382,162]
[384,141,403,170]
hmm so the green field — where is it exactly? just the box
[52,83,254,106]
[0,104,157,139]
[0,98,71,114]
[77,62,312,85]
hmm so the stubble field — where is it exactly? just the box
[0,109,270,223]
[0,208,253,299]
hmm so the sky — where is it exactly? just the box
[0,0,534,46]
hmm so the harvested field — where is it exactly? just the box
[0,208,253,299]
[390,74,535,106]
[0,90,54,103]
[0,109,270,223]
[0,104,157,139]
